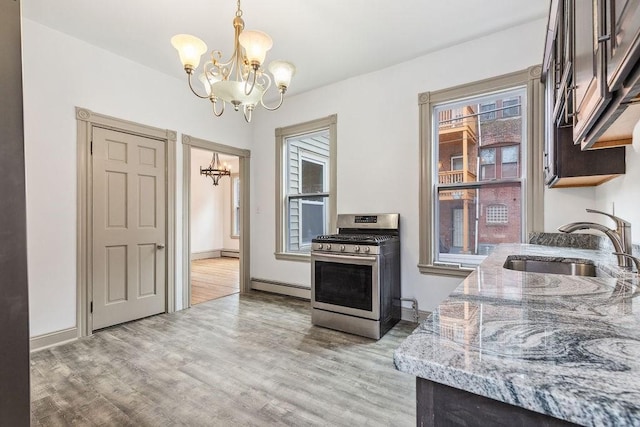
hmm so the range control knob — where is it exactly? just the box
[364,247,370,253]
[327,244,332,250]
[354,246,360,252]
[317,244,323,250]
[340,245,346,252]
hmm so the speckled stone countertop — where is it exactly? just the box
[394,243,640,427]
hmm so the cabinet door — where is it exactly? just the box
[573,0,611,143]
[606,0,640,90]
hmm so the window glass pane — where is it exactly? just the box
[286,195,328,252]
[480,148,496,165]
[502,146,518,163]
[301,201,325,244]
[451,156,463,171]
[436,182,521,267]
[301,159,324,193]
[480,103,496,121]
[502,98,520,117]
[283,128,330,254]
[433,86,526,268]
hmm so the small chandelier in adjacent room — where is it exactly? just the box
[201,152,231,186]
[171,0,296,123]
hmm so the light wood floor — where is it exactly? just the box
[191,257,239,305]
[31,292,417,426]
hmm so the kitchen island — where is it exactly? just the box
[394,243,640,427]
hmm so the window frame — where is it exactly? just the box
[418,66,544,277]
[275,114,337,262]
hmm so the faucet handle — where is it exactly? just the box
[586,208,630,228]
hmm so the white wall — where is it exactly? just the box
[190,148,224,254]
[22,19,252,336]
[190,149,240,254]
[251,18,567,312]
[594,121,640,243]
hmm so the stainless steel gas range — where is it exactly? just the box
[310,213,401,339]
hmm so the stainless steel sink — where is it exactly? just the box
[503,255,596,277]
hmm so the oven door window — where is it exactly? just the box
[314,261,372,311]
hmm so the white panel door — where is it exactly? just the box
[92,127,166,330]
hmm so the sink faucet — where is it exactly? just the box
[558,208,632,269]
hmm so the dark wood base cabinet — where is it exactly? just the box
[416,378,579,427]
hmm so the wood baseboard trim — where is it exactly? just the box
[221,250,240,258]
[250,278,310,299]
[191,250,222,260]
[30,327,78,353]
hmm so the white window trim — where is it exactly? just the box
[230,174,240,239]
[418,66,544,277]
[275,114,337,262]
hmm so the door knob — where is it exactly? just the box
[157,244,165,249]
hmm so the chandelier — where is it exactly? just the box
[171,0,296,123]
[200,152,231,186]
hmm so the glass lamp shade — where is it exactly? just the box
[268,61,296,89]
[212,80,265,106]
[198,73,212,96]
[171,34,208,70]
[238,30,273,66]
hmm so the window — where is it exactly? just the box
[479,102,496,121]
[502,97,521,117]
[486,204,508,224]
[479,148,496,180]
[501,145,519,178]
[276,115,337,260]
[450,155,463,171]
[231,174,240,238]
[418,67,544,276]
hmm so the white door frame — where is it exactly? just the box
[76,107,177,337]
[182,134,251,308]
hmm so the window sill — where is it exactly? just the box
[274,252,311,262]
[418,263,474,278]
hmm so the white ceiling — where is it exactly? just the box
[22,0,550,97]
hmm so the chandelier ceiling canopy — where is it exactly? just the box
[171,0,296,123]
[200,152,231,186]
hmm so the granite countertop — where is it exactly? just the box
[394,243,640,427]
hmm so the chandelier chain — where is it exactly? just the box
[236,0,242,17]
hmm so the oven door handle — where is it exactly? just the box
[312,253,377,263]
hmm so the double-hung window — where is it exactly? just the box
[418,67,544,276]
[276,115,337,260]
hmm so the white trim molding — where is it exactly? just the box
[191,250,222,260]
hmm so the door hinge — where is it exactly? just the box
[90,140,93,155]
[90,301,93,313]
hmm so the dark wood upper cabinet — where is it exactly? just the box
[606,0,640,91]
[542,0,629,187]
[572,0,612,143]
